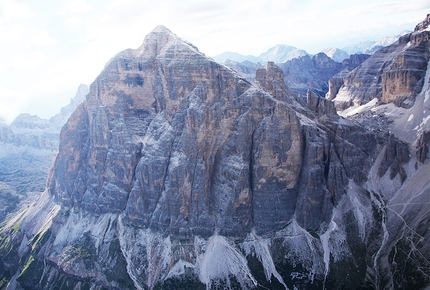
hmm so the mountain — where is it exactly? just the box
[1,15,430,290]
[329,24,429,110]
[212,51,262,64]
[342,31,412,55]
[259,44,309,63]
[0,84,88,222]
[327,14,430,288]
[222,60,263,83]
[280,53,369,97]
[342,40,377,55]
[222,53,369,98]
[322,47,349,62]
[213,44,309,65]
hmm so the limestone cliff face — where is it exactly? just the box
[331,16,430,109]
[48,27,380,239]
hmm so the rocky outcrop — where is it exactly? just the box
[331,15,430,110]
[255,61,294,100]
[414,13,430,32]
[306,90,337,117]
[416,131,430,163]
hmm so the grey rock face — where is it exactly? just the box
[326,54,371,101]
[280,53,344,97]
[416,131,430,163]
[48,27,382,239]
[331,23,430,109]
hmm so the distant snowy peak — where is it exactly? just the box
[213,44,309,65]
[342,31,412,55]
[212,51,262,64]
[322,48,349,62]
[374,31,409,47]
[342,40,375,55]
[259,44,309,63]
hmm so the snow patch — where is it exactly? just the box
[407,114,414,121]
[165,259,195,280]
[242,230,288,289]
[275,220,325,282]
[320,219,337,280]
[333,87,352,103]
[339,98,378,117]
[198,234,257,289]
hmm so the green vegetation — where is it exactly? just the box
[11,220,22,233]
[31,229,51,253]
[17,255,44,285]
[0,278,9,289]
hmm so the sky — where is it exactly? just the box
[0,0,428,124]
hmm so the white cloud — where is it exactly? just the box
[59,0,92,15]
[27,30,57,47]
[0,0,36,20]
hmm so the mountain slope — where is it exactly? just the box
[0,84,88,223]
[329,14,430,289]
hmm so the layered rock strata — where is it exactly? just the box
[330,18,430,110]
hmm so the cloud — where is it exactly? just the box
[59,0,92,15]
[0,0,36,20]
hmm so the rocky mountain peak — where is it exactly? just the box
[414,13,430,32]
[137,25,201,60]
[255,61,293,100]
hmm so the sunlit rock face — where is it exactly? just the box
[331,17,430,110]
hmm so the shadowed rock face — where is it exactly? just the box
[280,53,344,97]
[48,26,379,239]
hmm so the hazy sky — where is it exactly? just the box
[0,0,428,124]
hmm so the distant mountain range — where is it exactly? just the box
[342,30,411,55]
[212,44,308,64]
[0,83,88,222]
[213,31,411,64]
